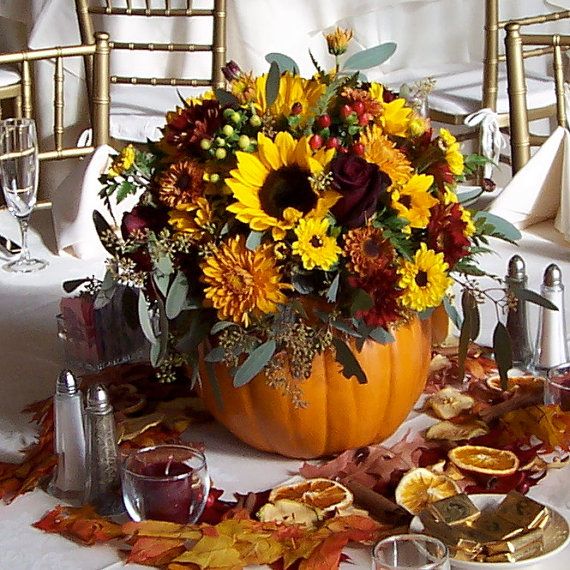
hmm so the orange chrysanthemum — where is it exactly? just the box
[343,226,395,276]
[157,160,206,208]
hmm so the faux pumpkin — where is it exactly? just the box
[199,316,432,459]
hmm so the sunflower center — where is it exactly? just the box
[415,270,428,287]
[400,194,412,209]
[310,235,323,248]
[259,165,316,220]
[176,172,192,191]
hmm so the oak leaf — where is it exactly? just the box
[128,537,186,565]
[173,534,242,568]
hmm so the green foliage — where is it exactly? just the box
[265,53,299,75]
[342,43,397,70]
[332,337,367,384]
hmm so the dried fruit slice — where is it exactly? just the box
[448,445,519,476]
[395,468,460,515]
[269,478,353,512]
[257,499,322,527]
[426,419,489,441]
[427,387,474,419]
[486,375,543,393]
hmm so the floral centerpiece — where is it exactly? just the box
[94,30,518,458]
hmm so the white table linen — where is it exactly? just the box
[0,208,570,568]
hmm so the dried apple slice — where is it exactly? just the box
[257,499,322,527]
[426,419,489,441]
[427,387,474,419]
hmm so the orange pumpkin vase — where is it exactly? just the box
[199,316,432,459]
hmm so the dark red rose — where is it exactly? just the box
[330,154,391,228]
[121,205,166,239]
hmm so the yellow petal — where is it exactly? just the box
[234,151,269,186]
[226,179,262,208]
[275,131,296,166]
[257,134,283,171]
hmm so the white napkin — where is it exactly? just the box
[487,126,570,237]
[51,144,140,259]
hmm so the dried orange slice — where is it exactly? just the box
[394,468,460,515]
[448,445,519,476]
[269,478,353,512]
[486,374,543,393]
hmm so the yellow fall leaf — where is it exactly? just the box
[237,537,283,565]
[174,535,242,568]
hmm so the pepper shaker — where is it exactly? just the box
[530,264,569,376]
[84,384,124,515]
[48,370,86,503]
[505,255,533,369]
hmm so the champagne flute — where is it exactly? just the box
[0,117,48,273]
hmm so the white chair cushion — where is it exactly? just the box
[0,67,20,88]
[110,112,165,143]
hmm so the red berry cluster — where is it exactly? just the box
[308,100,370,156]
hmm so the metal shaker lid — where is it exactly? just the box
[56,369,79,396]
[544,264,562,287]
[86,384,112,414]
[507,255,526,281]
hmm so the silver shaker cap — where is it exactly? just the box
[86,383,112,413]
[507,255,526,281]
[56,369,79,396]
[544,263,562,287]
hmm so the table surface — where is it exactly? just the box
[1,205,570,569]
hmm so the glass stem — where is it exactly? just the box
[18,217,31,262]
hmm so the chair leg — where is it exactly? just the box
[14,94,22,119]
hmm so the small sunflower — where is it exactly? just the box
[201,235,290,327]
[157,159,205,208]
[398,243,452,312]
[343,225,395,276]
[439,128,464,176]
[360,125,413,186]
[168,197,213,239]
[369,83,413,137]
[226,131,338,240]
[292,217,341,271]
[390,174,438,229]
[108,144,135,177]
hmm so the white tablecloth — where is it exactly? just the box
[0,207,570,568]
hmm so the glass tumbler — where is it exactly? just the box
[121,444,210,524]
[546,363,570,411]
[372,534,450,570]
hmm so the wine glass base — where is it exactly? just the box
[3,257,48,273]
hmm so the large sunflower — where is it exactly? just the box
[390,174,438,230]
[398,243,451,312]
[201,235,290,327]
[292,217,341,271]
[226,131,338,240]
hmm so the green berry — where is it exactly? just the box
[200,138,212,150]
[215,148,227,160]
[223,108,235,120]
[222,124,234,137]
[215,136,226,147]
[238,135,251,149]
[209,173,220,183]
[249,115,262,128]
[230,111,241,124]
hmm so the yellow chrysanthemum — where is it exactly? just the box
[292,217,341,271]
[201,236,290,327]
[254,72,325,118]
[324,27,353,56]
[186,90,216,105]
[369,83,413,137]
[391,174,438,229]
[168,197,212,239]
[398,243,452,312]
[443,186,459,205]
[226,131,338,240]
[439,128,464,176]
[461,207,476,237]
[108,144,135,177]
[360,125,413,186]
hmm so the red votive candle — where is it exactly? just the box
[121,444,210,524]
[546,364,570,412]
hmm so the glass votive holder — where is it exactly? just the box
[546,363,570,411]
[121,444,210,524]
[372,534,450,570]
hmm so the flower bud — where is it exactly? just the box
[238,135,251,149]
[221,60,242,82]
[200,138,212,151]
[249,115,262,128]
[215,148,227,160]
[324,27,353,56]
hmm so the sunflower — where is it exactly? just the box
[343,225,395,276]
[108,144,135,177]
[390,174,438,229]
[292,217,341,271]
[254,72,325,118]
[439,128,464,176]
[398,243,451,312]
[201,236,290,327]
[226,131,338,240]
[360,125,413,186]
[168,197,213,240]
[157,159,205,208]
[369,83,413,137]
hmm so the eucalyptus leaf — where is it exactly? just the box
[92,210,116,254]
[343,42,397,70]
[166,271,189,319]
[265,52,299,74]
[419,308,435,320]
[332,337,367,384]
[233,340,276,388]
[331,319,361,338]
[493,322,513,391]
[514,288,558,311]
[457,187,483,205]
[461,290,480,341]
[369,327,394,344]
[246,230,263,251]
[205,359,224,409]
[443,295,462,330]
[94,270,117,309]
[150,341,165,367]
[265,61,281,107]
[213,88,240,108]
[457,305,472,382]
[153,271,170,298]
[473,211,522,242]
[350,289,374,316]
[137,291,157,344]
[326,273,340,303]
[204,346,226,363]
[62,278,89,294]
[210,320,236,335]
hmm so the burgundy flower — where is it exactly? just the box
[426,202,470,267]
[330,154,391,228]
[121,205,166,239]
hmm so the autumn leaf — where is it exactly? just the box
[299,535,348,570]
[237,536,283,566]
[123,519,201,540]
[174,534,242,567]
[128,537,186,565]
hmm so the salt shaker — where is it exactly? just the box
[505,255,532,369]
[48,370,86,502]
[530,264,569,376]
[84,384,124,515]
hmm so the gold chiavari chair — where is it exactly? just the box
[74,0,226,143]
[0,71,22,120]
[505,22,570,174]
[0,32,110,207]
